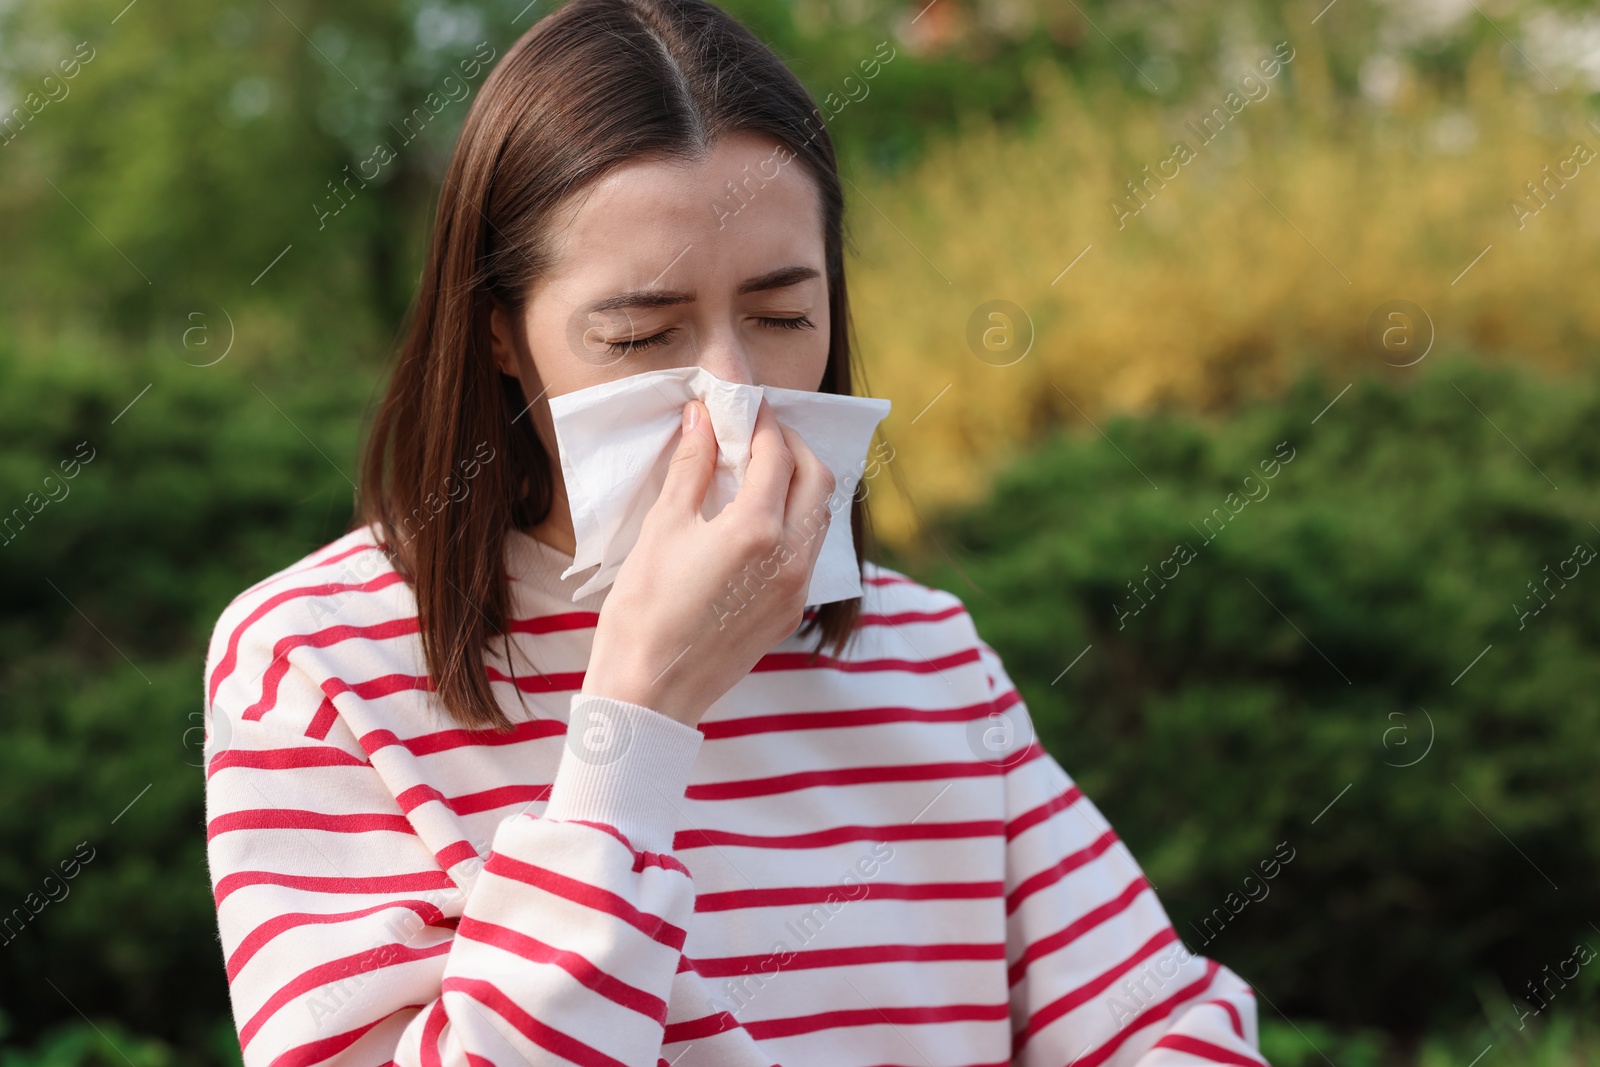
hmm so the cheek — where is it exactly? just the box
[804,313,831,391]
[775,301,832,393]
[794,266,832,394]
[775,330,829,394]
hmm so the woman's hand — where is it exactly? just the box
[580,395,837,727]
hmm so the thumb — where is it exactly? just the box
[657,399,717,519]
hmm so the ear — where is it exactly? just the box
[488,304,517,377]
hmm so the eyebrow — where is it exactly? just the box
[586,265,822,314]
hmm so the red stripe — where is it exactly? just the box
[1008,876,1150,987]
[394,783,450,813]
[214,869,453,908]
[481,851,688,951]
[662,1002,1009,1044]
[396,782,549,817]
[992,687,1023,714]
[456,916,667,1021]
[209,572,410,705]
[242,618,424,721]
[441,976,629,1067]
[306,696,339,740]
[1201,996,1247,1040]
[420,999,446,1067]
[741,1001,1008,1041]
[857,604,968,626]
[1154,1034,1267,1067]
[434,839,482,871]
[1073,961,1224,1067]
[233,539,386,611]
[689,940,1004,977]
[750,646,982,675]
[695,698,995,740]
[560,819,692,876]
[446,784,547,815]
[686,756,1009,801]
[226,899,448,980]
[674,818,1004,853]
[695,879,1002,912]
[1014,929,1183,1051]
[206,745,369,780]
[504,611,600,634]
[486,665,588,694]
[1007,829,1121,915]
[662,1010,741,1042]
[207,809,414,842]
[267,1002,425,1067]
[241,941,450,1047]
[321,672,434,705]
[1007,785,1084,841]
[360,717,565,758]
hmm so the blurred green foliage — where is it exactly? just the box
[3,0,1585,354]
[0,338,367,1058]
[0,1008,241,1067]
[0,0,1080,358]
[897,360,1600,1030]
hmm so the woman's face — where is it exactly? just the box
[490,128,832,438]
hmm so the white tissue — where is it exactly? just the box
[546,365,892,606]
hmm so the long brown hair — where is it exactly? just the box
[356,0,879,731]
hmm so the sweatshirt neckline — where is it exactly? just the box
[504,527,611,613]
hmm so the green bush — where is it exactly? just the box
[0,1009,240,1067]
[897,359,1600,1032]
[0,338,368,1057]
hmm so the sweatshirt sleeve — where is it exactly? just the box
[980,641,1269,1067]
[203,603,706,1067]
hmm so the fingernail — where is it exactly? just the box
[684,402,699,431]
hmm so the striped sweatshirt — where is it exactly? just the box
[202,521,1267,1067]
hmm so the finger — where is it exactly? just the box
[728,396,794,522]
[656,399,718,520]
[776,418,837,567]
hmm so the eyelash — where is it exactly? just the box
[605,316,816,355]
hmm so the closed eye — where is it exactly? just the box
[757,315,816,332]
[605,328,678,355]
[605,315,816,355]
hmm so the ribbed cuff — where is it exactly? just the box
[543,693,704,855]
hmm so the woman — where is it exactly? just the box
[202,0,1267,1064]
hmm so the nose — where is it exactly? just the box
[695,334,755,387]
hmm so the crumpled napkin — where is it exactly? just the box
[546,365,892,606]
